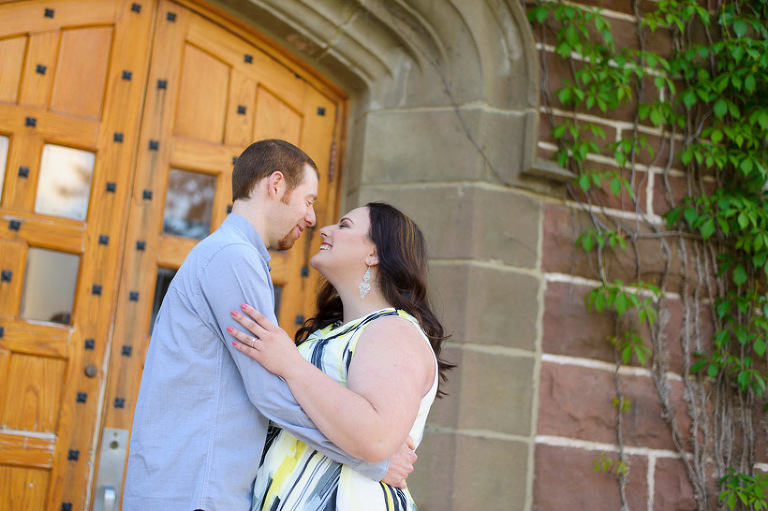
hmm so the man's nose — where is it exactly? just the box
[306,205,316,226]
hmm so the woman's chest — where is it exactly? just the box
[299,334,357,385]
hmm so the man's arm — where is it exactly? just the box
[200,245,388,479]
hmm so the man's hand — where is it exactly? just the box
[381,437,417,489]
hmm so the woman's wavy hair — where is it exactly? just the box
[296,202,454,396]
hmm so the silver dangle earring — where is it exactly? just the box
[359,264,371,299]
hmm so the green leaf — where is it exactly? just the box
[738,371,749,391]
[754,338,766,357]
[610,177,621,196]
[733,19,747,38]
[684,207,698,226]
[714,99,727,118]
[733,264,747,286]
[682,90,696,109]
[700,218,715,239]
[614,292,627,316]
[578,173,590,192]
[738,213,749,229]
[691,360,708,373]
[650,108,663,126]
[745,74,756,94]
[665,207,682,227]
[553,124,568,139]
[708,363,719,378]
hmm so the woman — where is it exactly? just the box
[227,202,452,510]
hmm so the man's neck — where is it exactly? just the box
[231,199,268,247]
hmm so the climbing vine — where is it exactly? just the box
[527,0,768,509]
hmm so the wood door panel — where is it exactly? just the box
[170,137,240,180]
[224,70,256,147]
[0,105,101,147]
[175,43,229,142]
[2,353,66,432]
[0,465,49,510]
[18,31,60,109]
[0,240,26,315]
[0,430,55,468]
[253,86,303,145]
[0,318,69,358]
[0,212,85,253]
[0,0,118,38]
[0,36,26,104]
[50,26,114,119]
[186,12,308,113]
[0,135,44,211]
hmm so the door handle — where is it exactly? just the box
[96,485,116,511]
[93,428,128,511]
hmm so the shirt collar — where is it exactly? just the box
[224,213,272,267]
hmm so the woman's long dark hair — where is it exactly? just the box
[295,202,454,396]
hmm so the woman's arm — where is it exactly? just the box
[228,304,435,462]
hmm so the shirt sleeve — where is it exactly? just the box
[199,243,388,480]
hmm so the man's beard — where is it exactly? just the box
[277,230,297,251]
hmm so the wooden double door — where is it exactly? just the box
[0,0,345,508]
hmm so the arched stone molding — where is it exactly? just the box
[209,1,545,508]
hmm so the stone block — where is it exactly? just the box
[426,345,462,428]
[654,457,699,511]
[430,262,541,351]
[411,431,530,510]
[651,171,687,217]
[360,107,537,185]
[456,350,534,436]
[359,183,541,268]
[451,435,530,511]
[542,280,616,362]
[537,360,690,450]
[408,430,457,510]
[533,443,648,510]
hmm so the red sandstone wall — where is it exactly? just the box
[532,1,717,509]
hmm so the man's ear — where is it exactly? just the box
[267,171,285,199]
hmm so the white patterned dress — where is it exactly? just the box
[251,308,438,511]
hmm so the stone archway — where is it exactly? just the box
[209,1,545,508]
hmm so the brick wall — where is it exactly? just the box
[530,1,719,509]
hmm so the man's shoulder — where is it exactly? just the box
[192,224,257,260]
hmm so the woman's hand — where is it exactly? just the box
[227,304,304,377]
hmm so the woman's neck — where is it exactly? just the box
[337,288,392,324]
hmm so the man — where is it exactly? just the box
[123,140,414,510]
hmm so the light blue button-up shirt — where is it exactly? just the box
[123,214,386,510]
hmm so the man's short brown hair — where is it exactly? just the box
[232,139,318,201]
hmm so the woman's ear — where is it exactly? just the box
[366,249,379,267]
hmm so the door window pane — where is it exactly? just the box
[0,135,8,203]
[150,267,177,334]
[35,144,95,221]
[163,169,216,239]
[19,248,80,324]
